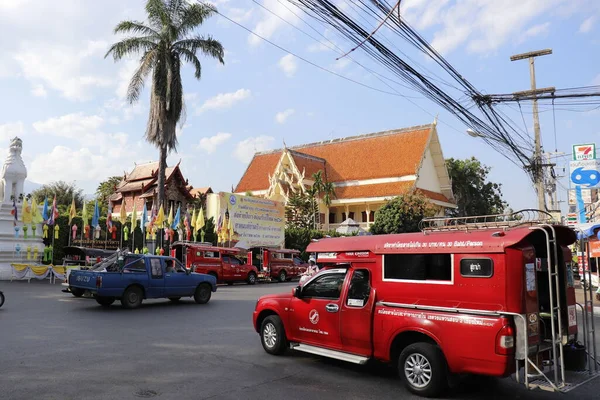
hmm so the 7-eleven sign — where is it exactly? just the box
[573,143,596,161]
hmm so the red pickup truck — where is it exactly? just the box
[253,214,598,397]
[248,248,308,282]
[171,242,259,285]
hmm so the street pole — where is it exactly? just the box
[511,49,552,211]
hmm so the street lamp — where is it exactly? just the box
[466,129,482,138]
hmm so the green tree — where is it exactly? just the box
[309,170,336,228]
[106,0,224,209]
[31,181,84,214]
[370,191,437,235]
[96,176,123,214]
[446,157,508,217]
[286,191,313,229]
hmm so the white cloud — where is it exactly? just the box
[401,0,565,55]
[198,132,232,153]
[524,22,551,38]
[196,88,251,114]
[116,59,139,99]
[0,122,25,141]
[580,16,596,33]
[31,84,47,97]
[33,113,104,139]
[275,109,295,124]
[278,54,297,77]
[332,57,351,71]
[307,40,331,53]
[229,7,254,23]
[249,0,299,46]
[234,135,275,163]
[14,40,112,101]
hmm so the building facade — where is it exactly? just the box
[234,122,456,231]
[109,161,194,215]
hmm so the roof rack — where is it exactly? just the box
[419,209,557,233]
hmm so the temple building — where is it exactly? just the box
[109,161,194,215]
[234,122,456,231]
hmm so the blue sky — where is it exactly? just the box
[0,0,599,214]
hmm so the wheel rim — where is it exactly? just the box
[280,272,286,282]
[263,322,277,348]
[199,287,209,301]
[249,274,255,284]
[404,353,432,388]
[128,291,138,304]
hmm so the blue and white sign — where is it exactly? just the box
[570,160,600,188]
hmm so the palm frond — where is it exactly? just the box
[176,3,217,38]
[105,37,157,60]
[174,35,224,64]
[114,20,159,37]
[177,47,202,79]
[127,49,157,104]
[145,0,171,30]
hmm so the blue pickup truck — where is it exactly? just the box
[68,252,217,309]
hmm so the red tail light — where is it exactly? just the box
[96,275,102,288]
[496,324,515,355]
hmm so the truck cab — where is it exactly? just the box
[248,247,308,282]
[171,241,259,285]
[253,211,599,397]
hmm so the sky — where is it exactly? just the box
[0,0,599,214]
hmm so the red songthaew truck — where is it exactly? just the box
[253,211,599,397]
[248,247,308,282]
[171,242,259,285]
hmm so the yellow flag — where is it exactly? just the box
[22,198,32,224]
[167,205,174,227]
[119,199,127,223]
[191,208,197,229]
[82,200,88,226]
[197,207,205,230]
[227,215,234,239]
[131,201,137,229]
[155,205,165,227]
[69,198,77,224]
[31,197,43,224]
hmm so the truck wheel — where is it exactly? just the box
[95,296,115,307]
[261,315,287,355]
[398,343,448,397]
[247,272,257,285]
[121,286,143,309]
[0,291,5,308]
[71,287,85,297]
[278,270,287,283]
[194,284,212,304]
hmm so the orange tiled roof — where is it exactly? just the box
[334,181,415,199]
[288,150,326,179]
[235,125,432,192]
[416,188,452,204]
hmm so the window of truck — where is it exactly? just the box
[150,258,162,279]
[459,258,493,278]
[123,257,146,273]
[383,254,452,283]
[346,269,370,307]
[293,257,303,265]
[302,272,347,299]
[204,251,220,259]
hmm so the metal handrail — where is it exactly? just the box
[419,209,556,232]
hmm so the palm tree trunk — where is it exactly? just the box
[157,144,168,209]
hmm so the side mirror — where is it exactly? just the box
[292,286,301,298]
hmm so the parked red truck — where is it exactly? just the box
[248,247,308,282]
[171,242,259,285]
[253,212,599,397]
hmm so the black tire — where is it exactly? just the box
[278,270,287,283]
[247,272,257,285]
[0,291,4,308]
[226,282,234,286]
[121,286,143,309]
[70,287,85,297]
[398,343,448,397]
[194,284,212,304]
[95,296,115,307]
[260,315,287,355]
[169,297,181,302]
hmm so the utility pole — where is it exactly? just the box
[510,49,553,211]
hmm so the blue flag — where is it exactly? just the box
[142,200,148,235]
[92,200,100,228]
[42,197,49,222]
[576,185,587,223]
[172,205,181,229]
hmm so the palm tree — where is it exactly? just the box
[106,0,224,209]
[309,170,336,228]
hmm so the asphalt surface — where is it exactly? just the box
[1,281,600,400]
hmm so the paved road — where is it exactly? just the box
[1,281,600,400]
